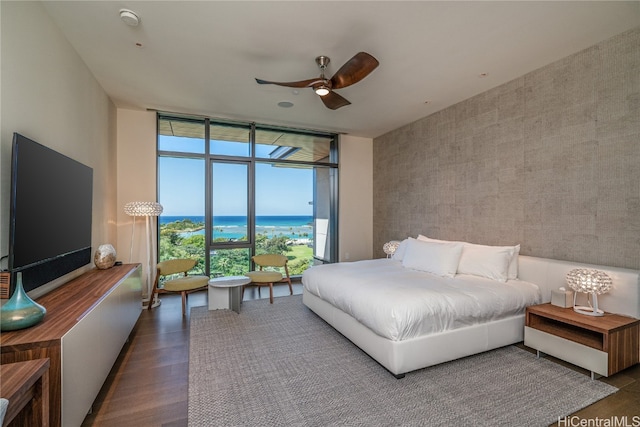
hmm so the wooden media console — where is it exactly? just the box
[1,264,142,427]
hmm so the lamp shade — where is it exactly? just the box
[566,268,612,316]
[566,269,612,295]
[124,201,163,217]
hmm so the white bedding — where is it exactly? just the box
[302,258,541,341]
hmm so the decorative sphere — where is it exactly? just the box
[94,244,117,269]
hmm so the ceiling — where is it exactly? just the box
[42,1,639,139]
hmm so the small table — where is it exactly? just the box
[525,303,640,379]
[208,275,251,313]
[0,358,50,427]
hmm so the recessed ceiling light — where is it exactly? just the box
[278,101,294,108]
[120,9,140,27]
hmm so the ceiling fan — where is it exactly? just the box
[255,52,379,110]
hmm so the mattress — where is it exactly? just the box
[302,258,541,341]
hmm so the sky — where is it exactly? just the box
[158,137,314,216]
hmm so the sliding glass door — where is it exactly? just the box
[254,163,314,275]
[209,161,251,277]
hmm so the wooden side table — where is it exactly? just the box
[0,358,50,427]
[525,303,640,379]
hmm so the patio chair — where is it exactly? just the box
[149,258,209,316]
[243,254,293,304]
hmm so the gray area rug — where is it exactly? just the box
[189,295,617,426]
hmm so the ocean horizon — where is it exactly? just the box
[160,215,312,227]
[160,215,314,240]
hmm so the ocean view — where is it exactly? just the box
[160,215,313,241]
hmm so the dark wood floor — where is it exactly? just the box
[81,283,303,427]
[83,287,640,426]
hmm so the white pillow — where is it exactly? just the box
[391,238,411,261]
[418,235,520,280]
[402,239,463,278]
[508,244,520,280]
[457,243,514,282]
[417,234,449,243]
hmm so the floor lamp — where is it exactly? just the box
[124,201,163,309]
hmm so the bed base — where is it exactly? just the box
[303,290,525,377]
[302,255,640,377]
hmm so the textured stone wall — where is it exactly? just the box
[373,27,640,269]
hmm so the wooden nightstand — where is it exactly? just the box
[524,303,640,379]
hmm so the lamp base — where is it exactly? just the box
[142,296,161,310]
[573,305,604,316]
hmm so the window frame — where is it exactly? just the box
[157,113,339,277]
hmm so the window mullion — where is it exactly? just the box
[204,118,212,277]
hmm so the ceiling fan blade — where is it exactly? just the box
[255,77,319,88]
[320,91,351,110]
[330,52,379,89]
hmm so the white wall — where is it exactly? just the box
[339,135,373,261]
[116,109,157,295]
[0,1,116,295]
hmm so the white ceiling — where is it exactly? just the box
[42,1,639,138]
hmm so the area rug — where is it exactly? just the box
[188,295,617,426]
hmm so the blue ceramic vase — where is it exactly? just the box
[0,272,46,331]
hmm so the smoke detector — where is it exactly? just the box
[119,9,140,27]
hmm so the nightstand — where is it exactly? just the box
[524,303,640,379]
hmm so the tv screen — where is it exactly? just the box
[9,133,93,294]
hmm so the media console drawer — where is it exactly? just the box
[524,303,639,378]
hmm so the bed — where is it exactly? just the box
[302,238,640,378]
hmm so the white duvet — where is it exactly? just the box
[302,259,541,341]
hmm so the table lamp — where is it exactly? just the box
[383,241,401,258]
[565,268,612,317]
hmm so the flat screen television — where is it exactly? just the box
[8,133,93,295]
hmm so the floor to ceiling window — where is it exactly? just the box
[157,114,338,278]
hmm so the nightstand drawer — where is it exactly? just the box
[525,326,608,376]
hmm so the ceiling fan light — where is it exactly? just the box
[315,86,330,96]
